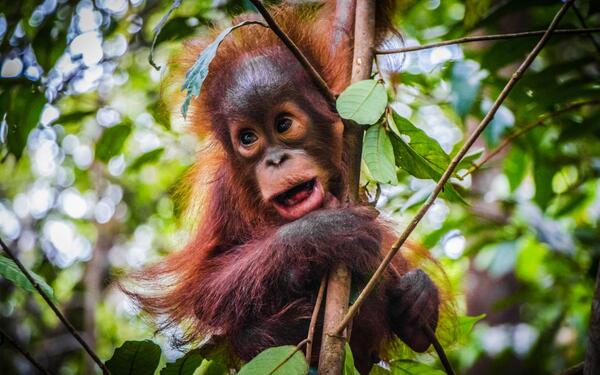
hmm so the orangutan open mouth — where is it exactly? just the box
[272,178,325,220]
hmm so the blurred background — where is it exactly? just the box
[1,0,599,373]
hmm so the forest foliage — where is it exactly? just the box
[1,0,600,374]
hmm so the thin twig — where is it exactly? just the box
[422,325,455,375]
[375,27,600,55]
[462,99,600,178]
[149,0,183,70]
[0,238,110,374]
[0,328,52,375]
[267,338,310,375]
[247,0,337,106]
[571,4,600,55]
[305,276,327,365]
[333,0,576,337]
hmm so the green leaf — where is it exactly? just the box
[336,80,388,125]
[194,358,228,375]
[1,85,45,159]
[463,0,492,29]
[237,346,307,375]
[106,340,162,375]
[389,360,446,375]
[161,350,203,375]
[503,148,528,192]
[95,124,131,163]
[343,343,360,375]
[533,156,554,210]
[369,365,391,375]
[0,255,57,303]
[456,314,486,343]
[387,112,465,203]
[456,149,484,171]
[128,148,165,172]
[181,21,265,118]
[389,112,450,172]
[363,124,398,184]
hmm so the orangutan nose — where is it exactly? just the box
[265,148,290,168]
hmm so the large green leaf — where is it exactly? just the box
[161,350,203,375]
[95,124,131,163]
[389,112,450,172]
[106,340,162,375]
[533,156,554,210]
[1,85,45,159]
[455,314,486,343]
[237,345,307,375]
[463,0,492,29]
[128,148,165,172]
[503,148,528,192]
[389,360,445,375]
[336,80,388,125]
[363,124,398,184]
[181,21,265,118]
[387,112,465,203]
[343,343,360,375]
[0,255,57,303]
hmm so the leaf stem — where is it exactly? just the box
[267,339,311,375]
[375,27,600,55]
[0,237,110,374]
[333,0,576,337]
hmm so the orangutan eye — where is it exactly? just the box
[239,130,258,146]
[276,117,293,133]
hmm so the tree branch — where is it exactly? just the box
[334,0,576,337]
[375,27,600,55]
[267,339,310,375]
[0,328,52,375]
[319,1,376,373]
[248,0,337,107]
[0,238,110,374]
[584,261,600,374]
[461,99,600,178]
[305,276,327,365]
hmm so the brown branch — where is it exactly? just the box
[0,238,110,374]
[584,261,600,374]
[333,0,576,337]
[305,276,327,365]
[561,362,583,375]
[0,328,52,375]
[375,27,600,55]
[319,1,376,374]
[423,325,455,375]
[267,338,310,375]
[462,99,600,178]
[318,264,352,374]
[248,0,337,107]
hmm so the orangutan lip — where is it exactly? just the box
[273,178,316,207]
[271,178,325,220]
